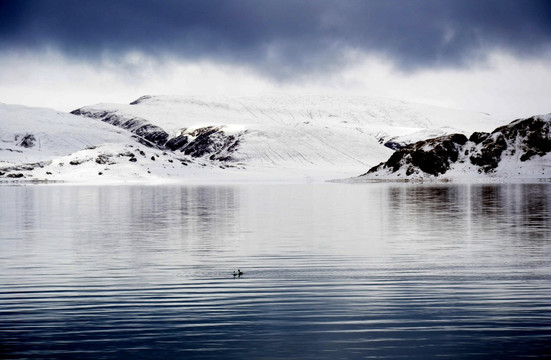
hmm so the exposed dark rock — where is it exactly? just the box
[469,134,507,172]
[129,95,152,105]
[383,141,403,150]
[0,161,50,172]
[7,173,24,178]
[364,115,551,178]
[509,117,551,161]
[180,127,242,161]
[72,106,245,163]
[165,134,189,151]
[182,127,222,157]
[469,132,490,144]
[72,108,169,149]
[16,134,36,148]
[69,160,82,166]
[133,123,169,145]
[96,154,114,164]
[0,148,23,153]
[367,133,467,176]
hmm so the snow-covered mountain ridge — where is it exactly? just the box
[358,114,551,182]
[69,95,500,177]
[1,95,504,183]
[70,106,244,162]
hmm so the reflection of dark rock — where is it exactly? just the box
[364,115,551,178]
[16,134,36,148]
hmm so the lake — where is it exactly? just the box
[1,183,550,359]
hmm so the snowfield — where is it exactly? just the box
[0,95,515,184]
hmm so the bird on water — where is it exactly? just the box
[232,269,244,278]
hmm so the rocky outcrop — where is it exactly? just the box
[178,126,242,161]
[362,114,551,179]
[15,133,36,148]
[129,95,153,105]
[71,108,244,162]
[468,133,508,173]
[367,134,468,176]
[71,109,169,148]
[0,161,50,179]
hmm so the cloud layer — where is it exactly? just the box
[2,0,551,76]
[2,1,551,118]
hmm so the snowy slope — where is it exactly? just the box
[71,95,502,180]
[0,102,218,184]
[0,103,131,164]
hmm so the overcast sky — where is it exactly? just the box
[1,0,551,118]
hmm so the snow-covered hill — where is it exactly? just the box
[1,95,503,183]
[70,95,500,181]
[0,102,219,183]
[0,103,130,164]
[357,114,551,182]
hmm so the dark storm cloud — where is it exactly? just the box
[1,0,551,76]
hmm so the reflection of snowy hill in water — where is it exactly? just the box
[1,96,501,183]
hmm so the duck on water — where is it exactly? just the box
[233,269,244,278]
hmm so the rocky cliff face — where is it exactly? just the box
[71,108,244,161]
[361,115,551,180]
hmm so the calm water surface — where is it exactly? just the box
[1,183,550,359]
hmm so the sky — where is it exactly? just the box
[1,0,551,119]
